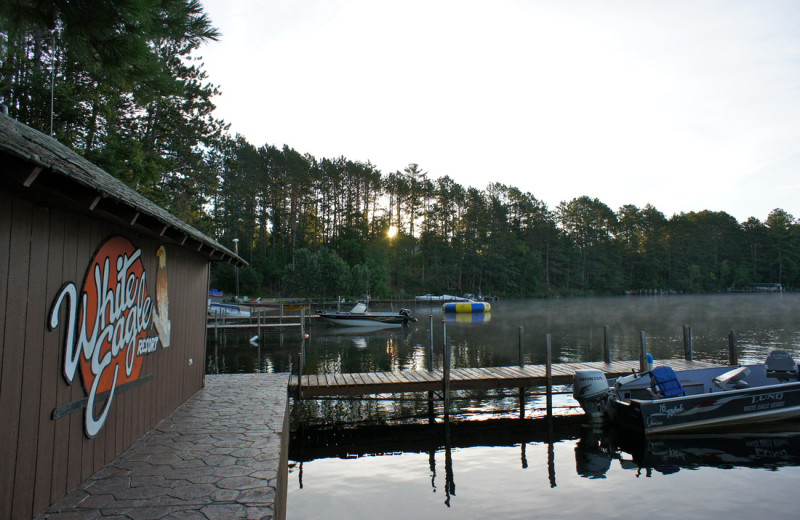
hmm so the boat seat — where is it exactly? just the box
[649,366,685,398]
[765,350,799,381]
[713,366,751,390]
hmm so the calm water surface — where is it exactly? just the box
[206,293,800,519]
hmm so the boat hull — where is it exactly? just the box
[610,379,800,434]
[318,313,410,327]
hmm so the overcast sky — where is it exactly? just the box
[198,0,800,222]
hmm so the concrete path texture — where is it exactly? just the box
[36,373,290,520]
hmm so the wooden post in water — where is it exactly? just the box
[603,325,610,363]
[639,331,648,372]
[728,330,738,365]
[428,315,434,370]
[683,324,693,361]
[518,326,525,419]
[545,334,553,418]
[301,307,306,337]
[297,352,303,398]
[443,335,451,420]
[428,315,435,422]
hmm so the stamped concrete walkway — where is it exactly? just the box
[37,374,290,520]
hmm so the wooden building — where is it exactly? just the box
[0,114,245,518]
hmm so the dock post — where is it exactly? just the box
[639,331,647,372]
[728,330,738,365]
[603,325,610,363]
[301,308,306,337]
[428,315,434,370]
[257,307,262,337]
[683,324,693,361]
[442,319,447,359]
[443,335,451,420]
[518,326,525,418]
[545,334,553,419]
[297,352,303,399]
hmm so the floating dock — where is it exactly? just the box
[289,359,720,397]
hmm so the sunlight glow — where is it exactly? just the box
[387,225,398,239]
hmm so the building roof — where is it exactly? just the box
[0,113,246,267]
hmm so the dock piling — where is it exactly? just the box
[428,315,434,370]
[603,325,610,363]
[683,324,693,361]
[639,331,648,372]
[518,326,525,418]
[728,330,738,365]
[545,334,553,418]
[443,335,451,419]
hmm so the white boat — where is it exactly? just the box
[317,302,417,327]
[415,294,470,302]
[573,350,800,434]
[208,300,251,317]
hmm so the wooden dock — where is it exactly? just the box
[288,359,721,397]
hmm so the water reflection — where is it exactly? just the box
[289,415,800,518]
[577,422,800,478]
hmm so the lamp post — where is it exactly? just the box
[233,238,240,301]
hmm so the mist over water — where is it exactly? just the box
[207,293,800,375]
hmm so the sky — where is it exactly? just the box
[197,0,800,223]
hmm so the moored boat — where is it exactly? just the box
[573,350,800,434]
[208,300,251,317]
[317,302,417,327]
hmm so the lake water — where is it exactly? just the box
[206,293,800,519]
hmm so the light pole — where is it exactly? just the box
[233,238,240,301]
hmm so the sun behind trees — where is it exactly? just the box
[2,2,798,298]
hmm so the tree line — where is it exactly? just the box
[4,1,798,299]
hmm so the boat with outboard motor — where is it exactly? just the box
[316,302,417,327]
[573,350,800,434]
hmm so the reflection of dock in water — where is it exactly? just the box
[290,415,585,461]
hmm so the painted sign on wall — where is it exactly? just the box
[49,236,170,438]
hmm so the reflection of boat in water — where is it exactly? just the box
[317,302,417,327]
[575,423,800,478]
[573,350,800,434]
[317,323,414,348]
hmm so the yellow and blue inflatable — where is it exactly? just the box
[442,301,491,313]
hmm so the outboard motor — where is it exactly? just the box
[399,308,417,322]
[573,370,610,424]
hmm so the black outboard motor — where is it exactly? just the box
[399,308,417,322]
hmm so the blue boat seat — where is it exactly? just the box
[649,366,685,398]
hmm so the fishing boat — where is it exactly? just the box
[573,350,800,434]
[316,302,417,327]
[208,300,251,318]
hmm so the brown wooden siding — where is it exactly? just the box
[0,193,210,518]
